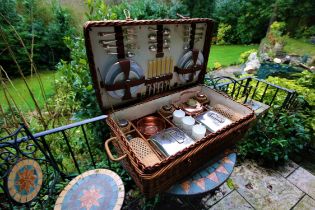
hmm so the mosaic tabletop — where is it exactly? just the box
[167,152,236,196]
[6,159,43,204]
[54,169,124,210]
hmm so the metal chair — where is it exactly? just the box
[0,124,61,209]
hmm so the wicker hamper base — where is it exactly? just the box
[110,116,252,197]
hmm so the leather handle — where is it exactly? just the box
[104,137,127,162]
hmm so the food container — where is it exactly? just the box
[84,17,255,197]
[150,127,195,157]
[195,110,232,132]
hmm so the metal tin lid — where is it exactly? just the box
[118,119,129,127]
[196,93,207,100]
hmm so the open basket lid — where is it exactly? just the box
[84,18,215,113]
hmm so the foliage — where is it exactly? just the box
[239,49,257,64]
[270,21,286,36]
[85,0,117,20]
[0,0,76,77]
[182,0,215,18]
[213,0,315,44]
[295,26,315,39]
[112,0,188,20]
[216,23,232,45]
[213,62,222,70]
[267,21,286,45]
[208,44,259,69]
[266,71,315,106]
[238,108,312,165]
[214,0,273,44]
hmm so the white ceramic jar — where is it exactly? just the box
[192,124,206,140]
[172,109,185,127]
[181,116,195,135]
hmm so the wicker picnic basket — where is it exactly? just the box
[84,17,256,197]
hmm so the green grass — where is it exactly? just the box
[0,71,60,112]
[283,37,315,57]
[207,44,259,69]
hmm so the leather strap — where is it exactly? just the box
[156,24,164,58]
[145,74,173,85]
[192,49,199,65]
[104,77,145,91]
[174,65,202,74]
[114,26,125,59]
[189,23,196,50]
[119,59,131,80]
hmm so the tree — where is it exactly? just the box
[182,0,215,18]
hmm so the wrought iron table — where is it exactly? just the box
[54,169,125,210]
[167,151,236,196]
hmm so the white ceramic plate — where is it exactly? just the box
[104,60,144,99]
[177,50,204,83]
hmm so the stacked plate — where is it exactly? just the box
[177,50,204,83]
[104,60,144,99]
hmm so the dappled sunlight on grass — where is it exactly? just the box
[207,45,259,69]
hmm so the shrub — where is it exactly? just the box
[216,23,232,45]
[239,49,257,63]
[267,21,286,45]
[213,62,222,70]
[0,0,76,77]
[112,0,188,20]
[238,108,312,165]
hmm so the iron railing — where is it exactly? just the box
[205,76,297,109]
[0,76,297,208]
[0,115,110,180]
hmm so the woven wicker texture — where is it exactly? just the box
[213,104,242,121]
[129,138,161,167]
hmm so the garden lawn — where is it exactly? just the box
[207,44,259,69]
[0,71,60,112]
[283,37,315,57]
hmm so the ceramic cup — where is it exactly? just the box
[192,124,206,140]
[181,116,195,135]
[172,109,185,127]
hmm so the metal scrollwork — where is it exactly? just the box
[0,124,59,207]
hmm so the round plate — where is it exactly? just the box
[109,71,144,98]
[177,50,204,83]
[105,60,144,99]
[54,169,124,210]
[6,159,43,204]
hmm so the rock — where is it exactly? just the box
[306,56,315,66]
[274,42,284,57]
[282,55,291,64]
[273,58,282,63]
[290,55,302,66]
[244,52,261,74]
[260,53,271,62]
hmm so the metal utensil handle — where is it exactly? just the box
[104,137,127,161]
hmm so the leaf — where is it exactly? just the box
[79,59,87,65]
[226,178,235,189]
